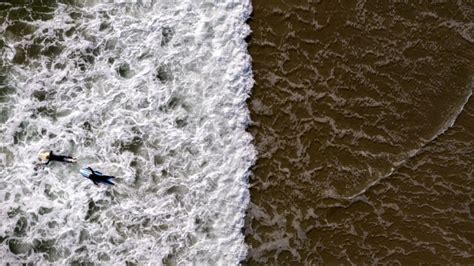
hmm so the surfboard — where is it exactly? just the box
[80,168,114,186]
[80,168,103,178]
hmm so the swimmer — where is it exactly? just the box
[38,151,77,165]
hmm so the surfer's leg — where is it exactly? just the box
[97,175,115,184]
[101,178,115,185]
[53,155,76,163]
[63,157,77,163]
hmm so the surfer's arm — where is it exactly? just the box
[87,167,97,175]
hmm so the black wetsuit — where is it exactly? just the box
[87,167,115,186]
[45,151,75,165]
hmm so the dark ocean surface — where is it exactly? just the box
[246,1,474,264]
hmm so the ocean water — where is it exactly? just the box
[0,0,255,264]
[246,1,474,264]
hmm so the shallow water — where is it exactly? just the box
[246,1,474,264]
[0,1,254,264]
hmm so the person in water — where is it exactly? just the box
[38,151,77,165]
[84,167,116,186]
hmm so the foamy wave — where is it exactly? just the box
[0,1,254,264]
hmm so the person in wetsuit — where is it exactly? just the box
[39,151,77,165]
[85,167,115,186]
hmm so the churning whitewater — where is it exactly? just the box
[0,1,255,264]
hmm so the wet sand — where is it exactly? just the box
[246,1,474,264]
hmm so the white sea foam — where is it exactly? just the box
[0,1,255,264]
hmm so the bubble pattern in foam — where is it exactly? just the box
[0,1,254,264]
